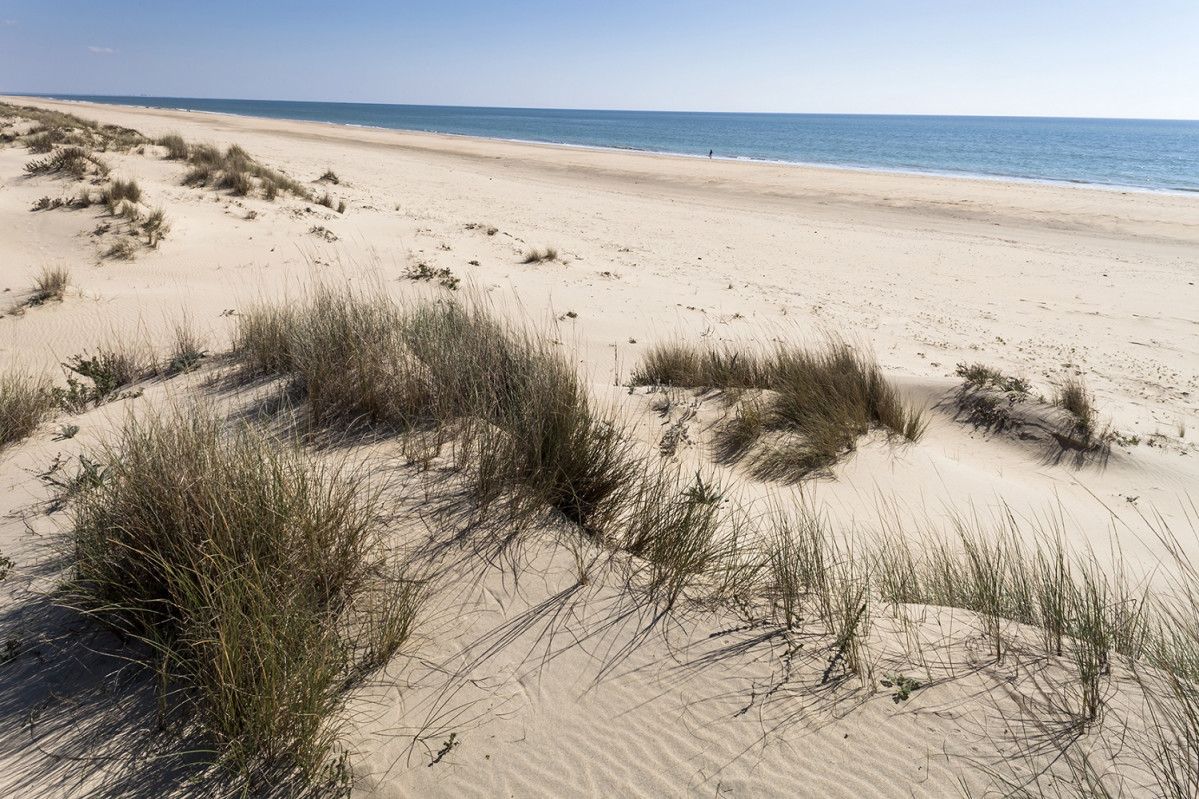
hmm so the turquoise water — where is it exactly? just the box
[34,95,1199,193]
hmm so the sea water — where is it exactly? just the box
[32,95,1199,193]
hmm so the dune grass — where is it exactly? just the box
[24,145,110,179]
[634,339,925,480]
[175,139,311,201]
[235,287,646,539]
[0,372,56,448]
[66,407,424,788]
[1057,377,1095,438]
[157,132,189,160]
[521,246,560,264]
[1,102,149,152]
[30,265,70,304]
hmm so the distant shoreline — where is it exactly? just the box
[12,93,1199,196]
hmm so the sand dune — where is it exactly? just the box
[1,95,1197,797]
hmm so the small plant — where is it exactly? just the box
[880,674,922,703]
[956,363,1026,393]
[431,732,459,766]
[141,207,170,247]
[62,348,146,405]
[1057,377,1095,438]
[404,262,460,290]
[681,471,722,505]
[319,169,340,184]
[167,319,207,376]
[30,266,70,304]
[521,246,560,264]
[309,225,339,242]
[157,133,189,160]
[336,200,346,214]
[0,372,56,447]
[465,222,498,236]
[107,177,142,204]
[105,238,137,260]
[316,191,335,209]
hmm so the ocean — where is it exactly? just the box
[32,95,1199,194]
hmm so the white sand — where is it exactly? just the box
[1,95,1196,797]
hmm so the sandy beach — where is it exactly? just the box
[2,95,1198,797]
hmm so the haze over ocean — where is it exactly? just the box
[38,94,1199,193]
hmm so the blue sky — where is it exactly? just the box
[1,0,1196,119]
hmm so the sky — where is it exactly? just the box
[1,0,1197,119]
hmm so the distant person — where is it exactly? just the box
[708,149,713,159]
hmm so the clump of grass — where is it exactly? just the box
[635,339,924,480]
[157,132,189,160]
[617,467,746,608]
[521,246,560,264]
[1057,377,1095,438]
[465,222,499,236]
[318,169,339,184]
[66,407,424,788]
[166,318,207,376]
[633,343,766,389]
[177,139,311,201]
[141,207,170,247]
[106,177,142,205]
[0,372,56,448]
[30,265,70,304]
[235,288,644,537]
[24,146,108,179]
[105,237,138,260]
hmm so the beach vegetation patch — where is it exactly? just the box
[1056,377,1095,439]
[104,237,138,260]
[635,339,925,480]
[173,138,312,201]
[157,132,189,160]
[0,371,56,448]
[24,146,110,179]
[59,346,150,408]
[955,362,1033,395]
[141,207,170,247]
[521,246,560,264]
[404,262,460,290]
[29,265,70,305]
[65,407,425,789]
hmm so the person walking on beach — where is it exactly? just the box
[708,149,713,159]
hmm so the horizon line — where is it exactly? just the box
[7,91,1199,124]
